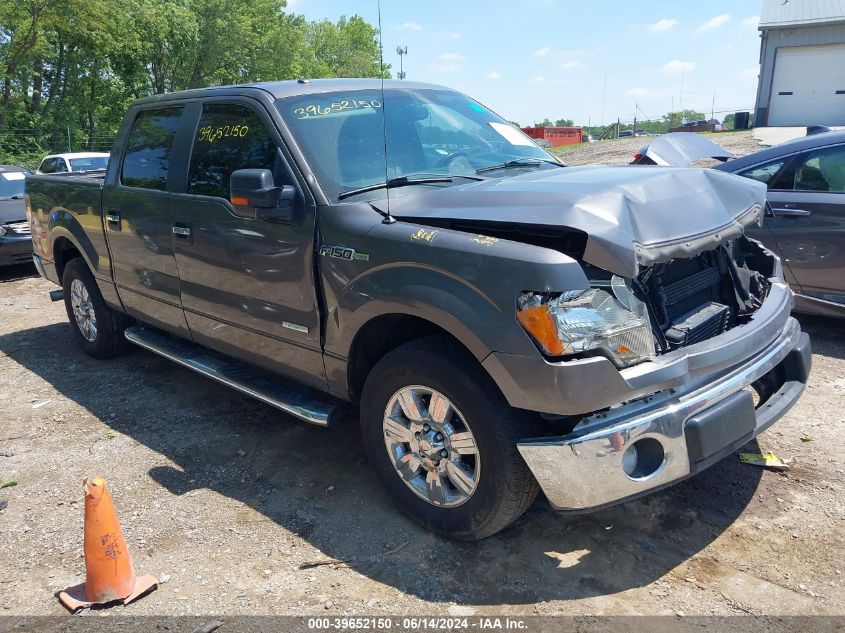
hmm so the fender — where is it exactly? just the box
[48,211,123,311]
[319,213,591,400]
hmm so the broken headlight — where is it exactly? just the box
[517,276,656,368]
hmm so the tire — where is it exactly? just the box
[62,258,131,359]
[360,336,540,540]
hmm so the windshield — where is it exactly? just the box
[0,172,26,199]
[277,88,554,200]
[69,156,109,171]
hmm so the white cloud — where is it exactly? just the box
[647,18,678,33]
[698,14,731,31]
[661,60,695,74]
[436,31,462,39]
[740,67,759,79]
[561,61,583,69]
[742,16,759,27]
[626,88,651,98]
[486,70,502,80]
[529,76,545,83]
[401,22,423,31]
[533,46,551,57]
[431,52,467,72]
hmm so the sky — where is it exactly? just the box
[287,0,764,126]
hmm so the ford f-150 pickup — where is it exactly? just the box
[26,79,811,539]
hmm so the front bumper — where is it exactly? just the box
[485,281,795,416]
[517,317,810,512]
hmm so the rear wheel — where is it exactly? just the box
[62,258,130,359]
[360,337,540,540]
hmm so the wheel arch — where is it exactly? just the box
[345,313,491,402]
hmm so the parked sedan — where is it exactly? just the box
[633,131,845,317]
[713,132,845,317]
[0,165,33,267]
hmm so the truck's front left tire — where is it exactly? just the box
[360,337,540,540]
[62,258,130,359]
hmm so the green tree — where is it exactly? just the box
[554,118,574,127]
[0,0,388,165]
[302,15,389,78]
[663,108,706,127]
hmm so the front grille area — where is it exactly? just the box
[641,250,732,351]
[4,221,30,235]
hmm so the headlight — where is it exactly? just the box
[517,276,656,368]
[0,226,6,236]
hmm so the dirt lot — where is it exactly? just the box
[552,130,764,166]
[1,188,844,616]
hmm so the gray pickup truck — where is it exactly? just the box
[26,79,811,540]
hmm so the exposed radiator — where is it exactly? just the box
[645,253,730,349]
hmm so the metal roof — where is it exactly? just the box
[759,0,845,29]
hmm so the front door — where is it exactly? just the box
[170,100,326,389]
[102,106,190,336]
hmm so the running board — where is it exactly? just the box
[124,327,338,426]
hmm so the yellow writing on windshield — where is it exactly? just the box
[294,99,382,119]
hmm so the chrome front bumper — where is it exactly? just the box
[517,316,811,512]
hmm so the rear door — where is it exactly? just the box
[764,143,845,305]
[168,99,326,389]
[102,106,190,336]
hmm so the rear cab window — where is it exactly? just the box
[121,108,183,190]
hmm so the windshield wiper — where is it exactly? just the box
[475,158,564,175]
[338,175,477,200]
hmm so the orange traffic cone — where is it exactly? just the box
[58,477,158,612]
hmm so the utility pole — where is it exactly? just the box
[396,46,408,80]
[633,101,637,133]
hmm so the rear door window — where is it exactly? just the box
[187,103,278,199]
[121,108,183,190]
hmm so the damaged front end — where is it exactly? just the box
[516,235,776,369]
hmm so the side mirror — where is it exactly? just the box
[229,169,298,221]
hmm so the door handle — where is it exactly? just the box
[172,225,192,237]
[771,208,812,217]
[105,211,120,224]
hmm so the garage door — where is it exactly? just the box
[768,43,845,126]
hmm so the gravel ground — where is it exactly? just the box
[1,175,843,617]
[552,130,764,166]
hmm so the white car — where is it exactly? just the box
[36,152,109,175]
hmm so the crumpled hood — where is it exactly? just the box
[379,165,766,278]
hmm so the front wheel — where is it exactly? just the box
[62,258,130,359]
[360,337,540,540]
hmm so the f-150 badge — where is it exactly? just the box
[319,244,370,262]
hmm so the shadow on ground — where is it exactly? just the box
[0,263,36,283]
[794,314,843,361]
[15,315,841,604]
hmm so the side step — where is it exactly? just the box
[124,327,339,426]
